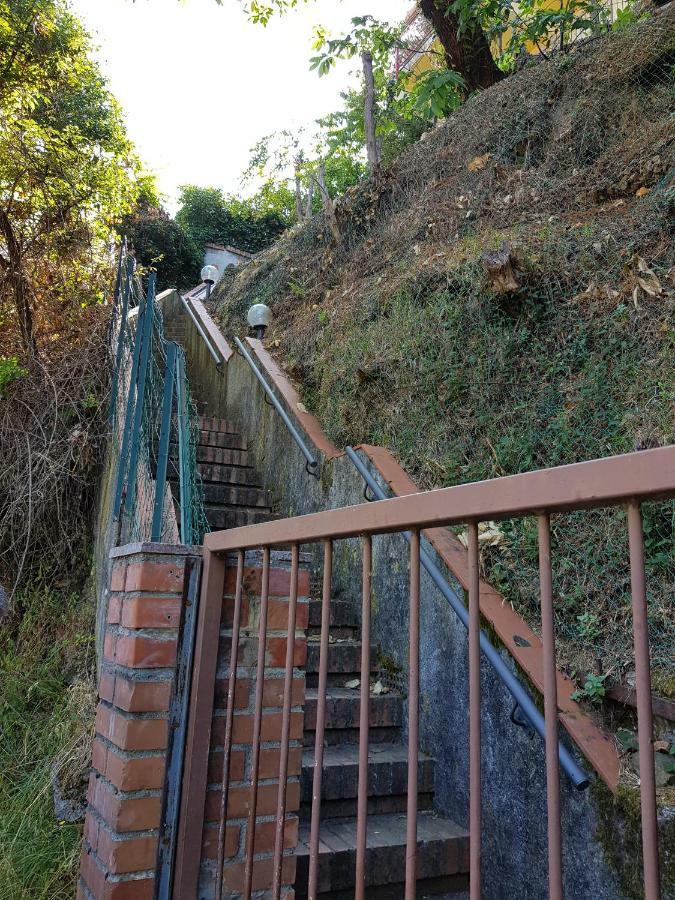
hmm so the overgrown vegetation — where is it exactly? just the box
[0,584,95,899]
[0,2,135,892]
[215,10,675,696]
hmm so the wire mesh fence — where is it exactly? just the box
[107,246,209,547]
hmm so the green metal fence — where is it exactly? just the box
[108,246,209,546]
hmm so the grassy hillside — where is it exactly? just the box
[215,11,674,694]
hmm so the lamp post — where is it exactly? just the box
[247,303,272,340]
[201,264,220,300]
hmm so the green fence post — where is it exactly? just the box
[175,348,193,545]
[123,273,157,523]
[151,342,178,542]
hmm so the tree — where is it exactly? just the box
[418,1,503,90]
[120,190,202,291]
[175,185,289,254]
[0,0,138,354]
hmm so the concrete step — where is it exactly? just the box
[205,505,272,530]
[306,641,377,676]
[198,415,241,434]
[303,687,402,737]
[197,462,261,487]
[300,744,435,818]
[294,811,469,897]
[201,482,270,508]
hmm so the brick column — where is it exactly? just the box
[79,543,199,900]
[201,550,309,899]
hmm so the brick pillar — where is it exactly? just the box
[79,543,199,900]
[201,550,309,899]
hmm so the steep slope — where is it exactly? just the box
[214,11,674,687]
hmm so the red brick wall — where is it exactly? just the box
[201,553,309,899]
[78,544,198,900]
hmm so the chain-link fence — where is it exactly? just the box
[108,247,209,547]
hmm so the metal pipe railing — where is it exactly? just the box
[233,336,319,475]
[345,445,590,790]
[180,293,221,366]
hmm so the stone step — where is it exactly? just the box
[306,641,376,676]
[303,688,402,735]
[300,744,435,818]
[204,505,272,530]
[201,483,270,508]
[308,599,361,630]
[198,415,240,434]
[197,462,261,487]
[294,811,469,897]
[197,430,247,450]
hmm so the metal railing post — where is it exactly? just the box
[151,342,177,542]
[123,273,156,521]
[175,348,193,546]
[113,292,147,520]
[108,256,135,426]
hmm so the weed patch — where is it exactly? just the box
[0,585,95,899]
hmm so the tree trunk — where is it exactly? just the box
[0,208,35,353]
[294,169,304,222]
[315,164,342,245]
[418,0,504,91]
[305,177,315,219]
[361,52,380,176]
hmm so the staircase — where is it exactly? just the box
[166,319,469,897]
[295,593,469,898]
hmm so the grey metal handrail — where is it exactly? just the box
[345,445,590,790]
[234,336,319,475]
[180,293,221,366]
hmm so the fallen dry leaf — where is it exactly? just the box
[371,681,389,695]
[468,152,491,172]
[635,186,650,198]
[458,521,506,549]
[634,256,663,297]
[344,679,360,689]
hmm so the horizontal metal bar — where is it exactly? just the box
[204,444,675,553]
[233,336,318,471]
[346,447,589,791]
[180,294,221,365]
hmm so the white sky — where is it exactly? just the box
[69,0,411,211]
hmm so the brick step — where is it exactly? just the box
[294,811,469,897]
[306,641,376,676]
[301,791,435,821]
[194,445,251,467]
[197,462,261,487]
[197,430,248,450]
[198,415,241,434]
[303,688,402,734]
[300,744,435,818]
[205,505,272,530]
[308,599,361,630]
[200,483,270,508]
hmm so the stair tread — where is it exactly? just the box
[305,687,399,702]
[302,743,433,770]
[306,641,377,675]
[296,810,467,857]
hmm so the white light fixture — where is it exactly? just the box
[201,264,220,299]
[247,303,272,340]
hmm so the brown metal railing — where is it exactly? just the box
[182,444,674,899]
